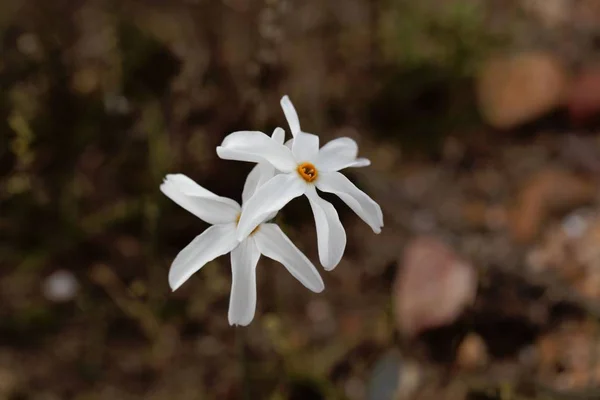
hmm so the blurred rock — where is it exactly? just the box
[393,237,477,337]
[476,52,568,129]
[42,270,79,303]
[526,211,600,300]
[306,299,336,338]
[366,350,403,400]
[572,0,600,37]
[103,93,131,115]
[485,205,509,231]
[395,360,423,400]
[526,225,571,275]
[461,201,488,229]
[562,210,591,239]
[16,33,42,59]
[456,333,489,370]
[518,345,539,368]
[71,67,101,95]
[410,210,437,233]
[568,66,600,124]
[510,168,597,243]
[573,215,600,266]
[523,0,570,28]
[537,320,599,391]
[0,367,18,398]
[344,377,366,400]
[574,270,600,300]
[115,235,142,258]
[560,135,600,176]
[441,136,466,165]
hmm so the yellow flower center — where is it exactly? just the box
[297,162,318,183]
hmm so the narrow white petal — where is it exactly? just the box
[292,132,319,163]
[217,131,295,172]
[160,174,240,225]
[228,238,261,326]
[315,137,366,172]
[320,157,371,171]
[254,223,324,292]
[280,95,301,137]
[236,174,306,240]
[320,137,358,158]
[271,127,285,145]
[168,223,239,291]
[305,186,346,270]
[316,171,383,233]
[285,138,293,149]
[242,163,276,204]
[348,157,371,168]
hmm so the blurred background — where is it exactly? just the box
[3,0,600,399]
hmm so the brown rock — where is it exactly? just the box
[456,333,489,370]
[568,66,600,124]
[462,201,488,229]
[523,0,570,28]
[393,236,477,337]
[477,52,568,129]
[510,168,596,243]
[0,367,18,398]
[71,67,100,94]
[574,216,600,266]
[537,334,559,373]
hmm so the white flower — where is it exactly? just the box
[160,169,324,326]
[280,96,371,170]
[217,96,384,271]
[242,127,284,197]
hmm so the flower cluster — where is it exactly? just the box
[161,95,383,326]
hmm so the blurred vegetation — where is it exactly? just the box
[380,0,500,75]
[372,0,505,152]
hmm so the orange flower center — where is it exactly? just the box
[297,162,318,183]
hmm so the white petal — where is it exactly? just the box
[160,174,240,225]
[280,95,301,137]
[285,138,293,149]
[236,174,306,240]
[292,132,319,163]
[305,186,346,270]
[347,157,371,168]
[316,171,383,233]
[168,223,239,291]
[242,163,276,204]
[271,127,285,145]
[324,157,371,171]
[254,223,324,292]
[217,131,295,172]
[228,237,261,326]
[315,137,365,172]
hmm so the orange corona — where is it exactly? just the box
[297,162,318,183]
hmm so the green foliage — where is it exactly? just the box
[380,0,503,76]
[372,0,505,152]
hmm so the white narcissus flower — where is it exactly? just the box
[160,168,324,326]
[279,95,370,169]
[242,127,284,196]
[280,96,370,169]
[217,96,384,271]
